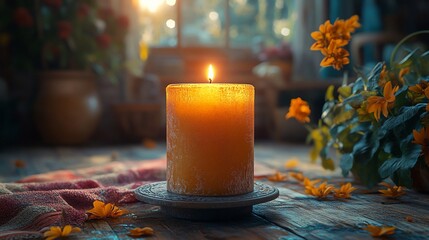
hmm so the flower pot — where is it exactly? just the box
[34,71,101,145]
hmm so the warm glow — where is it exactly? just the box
[281,27,291,36]
[207,65,215,82]
[209,11,219,21]
[166,19,176,29]
[139,0,163,13]
[166,0,176,6]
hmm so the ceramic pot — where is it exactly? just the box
[34,71,101,145]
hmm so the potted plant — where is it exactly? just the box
[8,0,129,144]
[286,15,429,191]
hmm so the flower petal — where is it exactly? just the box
[62,225,72,236]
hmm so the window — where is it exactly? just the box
[136,0,296,48]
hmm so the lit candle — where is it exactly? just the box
[166,65,254,196]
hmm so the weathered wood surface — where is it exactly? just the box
[74,179,429,240]
[2,143,429,239]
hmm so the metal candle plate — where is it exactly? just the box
[134,181,279,221]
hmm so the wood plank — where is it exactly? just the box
[253,180,429,240]
[99,202,301,240]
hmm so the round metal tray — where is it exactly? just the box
[134,181,279,221]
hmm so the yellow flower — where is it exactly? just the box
[289,172,305,182]
[128,227,154,237]
[305,182,334,199]
[310,20,333,51]
[378,65,388,87]
[366,81,399,121]
[267,171,287,182]
[378,182,406,199]
[311,15,360,71]
[413,127,429,166]
[399,67,410,83]
[333,182,357,199]
[409,81,429,95]
[286,97,311,123]
[284,158,300,169]
[320,41,350,70]
[43,225,81,240]
[363,225,396,237]
[344,15,361,33]
[311,15,360,51]
[303,177,321,188]
[86,200,127,220]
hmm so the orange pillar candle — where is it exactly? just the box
[166,67,254,196]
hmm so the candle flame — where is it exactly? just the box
[207,64,214,83]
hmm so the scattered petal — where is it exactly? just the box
[303,177,321,188]
[129,227,154,237]
[43,225,81,240]
[378,182,406,199]
[86,200,127,220]
[333,182,357,199]
[305,182,333,199]
[284,158,300,169]
[363,225,396,237]
[267,171,287,182]
[405,216,414,222]
[289,172,305,182]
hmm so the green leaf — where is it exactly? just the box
[325,85,335,101]
[352,132,373,164]
[379,104,426,136]
[336,125,361,153]
[350,122,371,134]
[338,86,352,99]
[392,169,413,188]
[308,126,330,163]
[333,110,355,125]
[322,158,335,171]
[378,143,421,178]
[340,153,353,177]
[342,94,363,107]
[351,160,382,188]
[352,78,365,94]
[367,62,384,90]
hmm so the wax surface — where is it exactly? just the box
[166,84,254,196]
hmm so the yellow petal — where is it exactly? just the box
[284,158,300,169]
[311,31,323,40]
[321,57,334,67]
[62,225,72,236]
[93,200,105,208]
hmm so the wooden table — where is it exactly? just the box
[1,143,429,239]
[80,181,429,240]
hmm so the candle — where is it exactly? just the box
[166,65,254,196]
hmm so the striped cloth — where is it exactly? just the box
[0,159,166,239]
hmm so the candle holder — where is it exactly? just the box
[134,181,279,221]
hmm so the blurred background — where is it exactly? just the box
[1,0,429,147]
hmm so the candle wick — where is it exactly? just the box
[209,78,212,83]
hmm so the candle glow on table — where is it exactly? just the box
[166,65,254,196]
